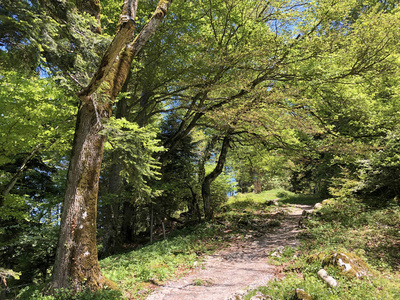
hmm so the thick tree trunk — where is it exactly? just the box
[50,101,110,292]
[202,135,231,220]
[50,0,173,293]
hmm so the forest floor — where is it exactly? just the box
[146,203,313,300]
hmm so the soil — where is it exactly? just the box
[146,204,314,300]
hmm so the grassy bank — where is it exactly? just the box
[245,194,400,300]
[19,190,287,299]
[100,189,286,298]
[19,190,400,299]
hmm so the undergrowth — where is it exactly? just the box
[17,190,285,300]
[100,190,284,298]
[245,196,400,300]
[100,222,230,298]
[17,223,229,300]
[17,286,122,300]
[20,190,400,300]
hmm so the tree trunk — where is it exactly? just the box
[50,101,110,292]
[254,179,262,194]
[134,87,153,127]
[50,0,173,293]
[188,185,201,223]
[150,203,154,244]
[202,135,231,220]
[119,201,136,244]
[101,90,127,257]
[202,180,212,220]
[101,185,121,256]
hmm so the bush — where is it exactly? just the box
[356,130,400,205]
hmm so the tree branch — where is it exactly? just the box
[0,143,42,207]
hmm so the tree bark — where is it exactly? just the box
[253,179,262,194]
[101,154,122,257]
[50,0,173,293]
[119,201,136,243]
[198,135,219,185]
[101,88,127,257]
[188,185,201,223]
[150,203,154,244]
[202,134,231,220]
[50,101,109,292]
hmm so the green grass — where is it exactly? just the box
[100,222,230,298]
[19,190,400,299]
[245,272,400,300]
[18,222,231,300]
[227,188,322,206]
[277,190,323,206]
[226,189,283,205]
[301,199,400,271]
[98,190,288,298]
[17,286,123,300]
[218,190,289,235]
[244,195,400,300]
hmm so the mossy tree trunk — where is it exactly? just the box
[50,0,173,293]
[51,100,110,291]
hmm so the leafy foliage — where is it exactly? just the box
[1,0,400,296]
[0,71,76,166]
[101,117,163,199]
[0,70,74,287]
[356,129,400,203]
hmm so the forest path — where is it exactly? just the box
[146,204,313,300]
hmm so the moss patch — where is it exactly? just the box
[294,288,313,300]
[307,251,373,279]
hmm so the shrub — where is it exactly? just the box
[356,130,400,205]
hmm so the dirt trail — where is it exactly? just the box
[147,204,313,300]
